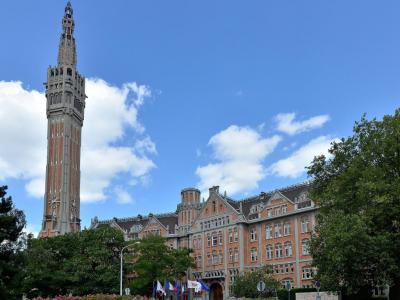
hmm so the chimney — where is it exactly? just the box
[209,186,220,195]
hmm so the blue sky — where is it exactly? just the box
[0,1,399,236]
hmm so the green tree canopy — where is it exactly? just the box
[307,109,400,299]
[24,226,125,297]
[232,265,280,298]
[129,234,195,296]
[0,185,26,300]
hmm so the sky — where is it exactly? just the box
[0,1,399,237]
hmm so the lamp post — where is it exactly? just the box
[120,241,140,296]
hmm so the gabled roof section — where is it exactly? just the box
[227,181,311,219]
[92,212,177,234]
[191,188,242,225]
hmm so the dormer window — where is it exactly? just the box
[296,192,312,209]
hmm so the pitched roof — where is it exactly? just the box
[94,213,178,234]
[230,181,311,219]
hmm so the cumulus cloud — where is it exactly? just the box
[196,125,281,195]
[268,135,336,178]
[275,112,330,135]
[114,186,134,204]
[0,79,156,203]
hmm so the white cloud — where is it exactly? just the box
[114,186,134,204]
[196,125,281,195]
[268,135,336,178]
[275,112,330,135]
[0,79,156,203]
[24,223,40,238]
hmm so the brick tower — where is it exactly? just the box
[40,2,85,237]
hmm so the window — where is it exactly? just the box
[218,232,223,245]
[207,253,211,266]
[229,248,233,262]
[284,242,292,257]
[234,227,239,242]
[267,208,273,217]
[212,201,216,213]
[250,227,257,241]
[234,248,239,262]
[229,229,233,243]
[212,252,218,265]
[301,217,310,233]
[212,235,218,247]
[282,205,288,214]
[193,239,197,249]
[274,207,281,216]
[250,248,258,262]
[207,235,211,247]
[197,255,202,268]
[281,279,294,289]
[266,244,273,260]
[275,243,282,258]
[284,223,291,236]
[302,267,313,279]
[219,251,223,264]
[274,224,282,238]
[266,225,272,239]
[302,239,310,255]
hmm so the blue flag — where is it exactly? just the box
[152,281,157,298]
[200,280,210,292]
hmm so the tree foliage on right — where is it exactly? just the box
[307,109,400,299]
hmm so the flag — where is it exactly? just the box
[174,280,181,295]
[187,280,202,293]
[200,280,210,292]
[157,281,166,296]
[165,280,175,292]
[152,281,157,298]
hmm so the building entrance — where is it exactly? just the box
[210,282,223,300]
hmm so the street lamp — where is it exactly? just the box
[120,241,140,296]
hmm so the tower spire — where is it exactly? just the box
[58,1,77,66]
[40,2,85,238]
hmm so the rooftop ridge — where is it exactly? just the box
[233,181,312,204]
[96,212,177,224]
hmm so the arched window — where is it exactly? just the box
[234,248,239,262]
[266,244,273,260]
[250,248,257,262]
[301,217,310,233]
[229,248,233,262]
[302,239,310,255]
[266,224,272,239]
[250,227,257,241]
[275,243,282,258]
[284,241,292,257]
[67,68,72,76]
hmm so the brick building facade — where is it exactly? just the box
[91,182,317,299]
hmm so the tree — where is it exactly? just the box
[307,110,400,299]
[0,185,26,300]
[130,234,195,296]
[24,226,125,297]
[232,265,280,298]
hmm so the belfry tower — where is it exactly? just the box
[40,2,85,237]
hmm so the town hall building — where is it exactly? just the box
[91,182,317,299]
